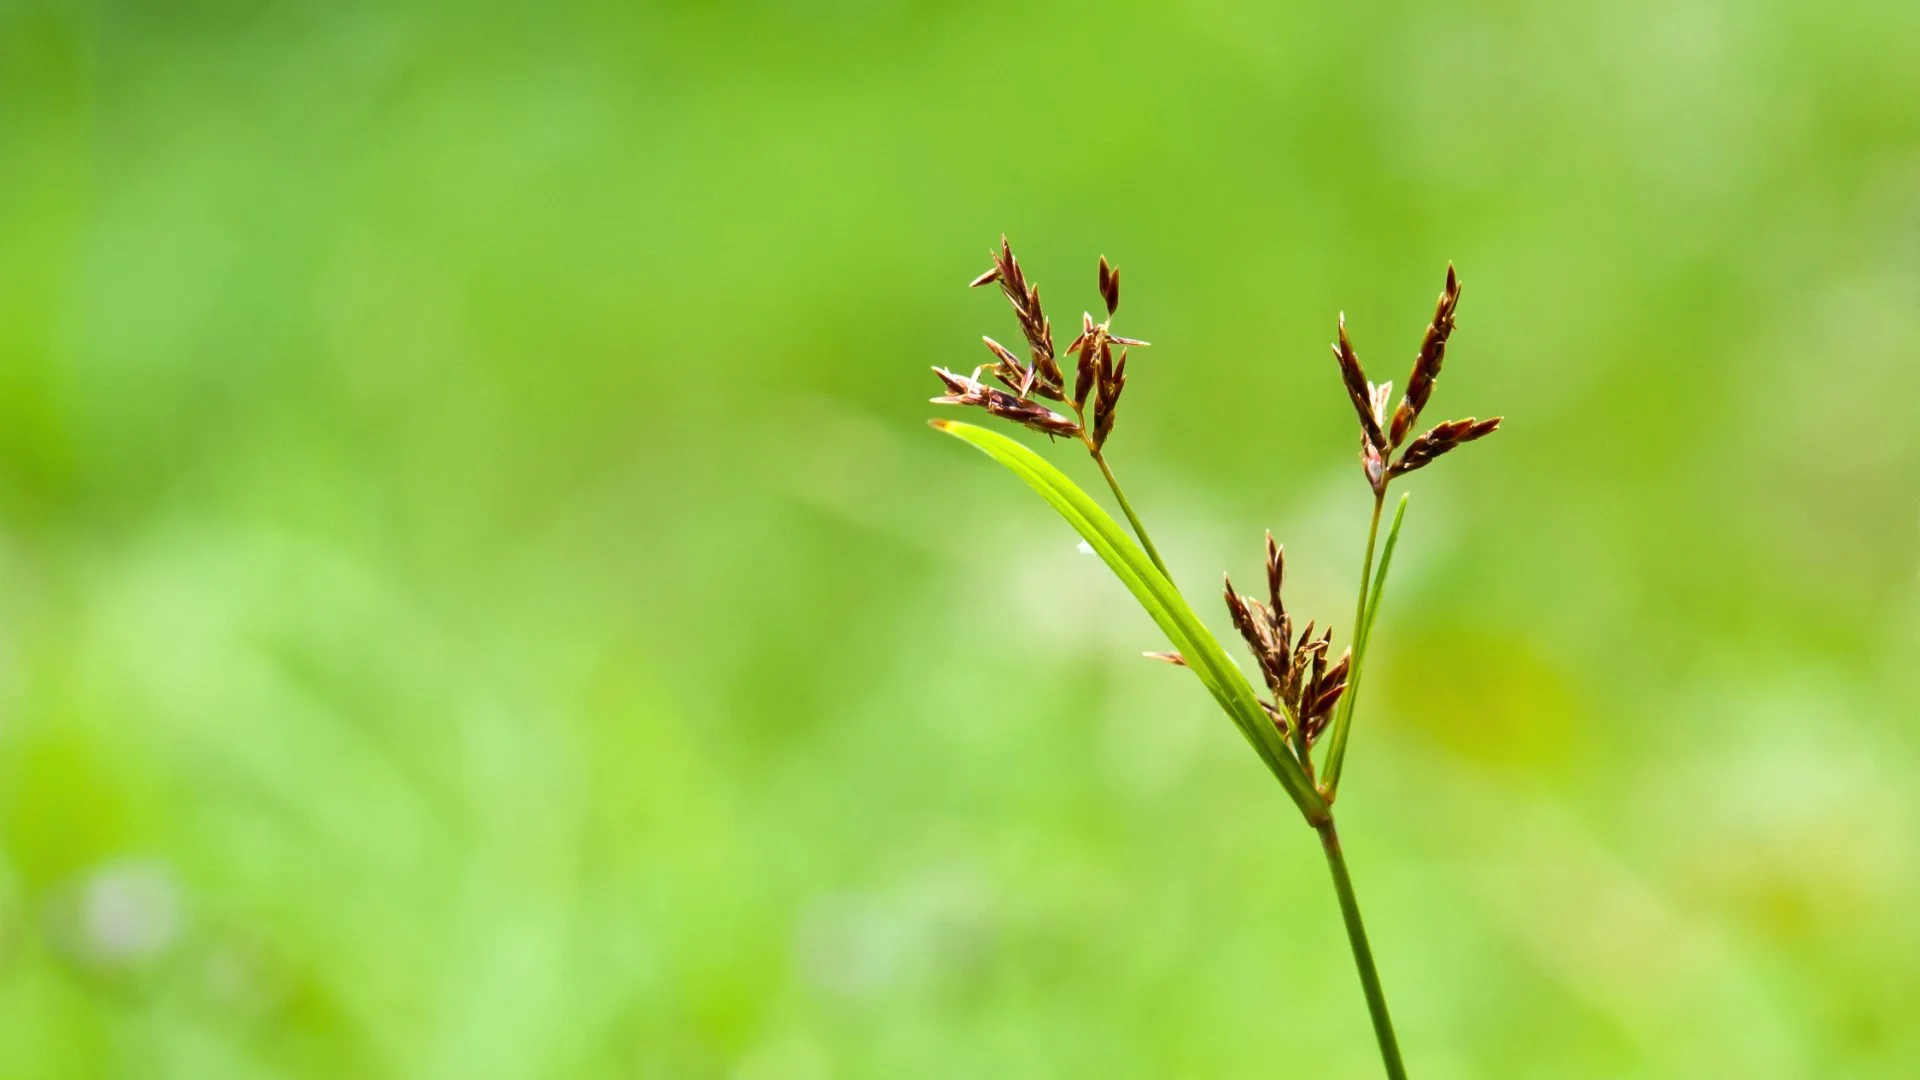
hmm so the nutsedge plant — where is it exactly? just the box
[928,237,1501,1079]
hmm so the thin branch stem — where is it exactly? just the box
[1090,448,1170,580]
[1317,817,1407,1080]
[1319,489,1386,791]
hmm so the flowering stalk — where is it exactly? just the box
[928,238,1502,1078]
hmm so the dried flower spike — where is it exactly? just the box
[981,335,1035,398]
[1332,264,1498,493]
[1091,345,1126,450]
[975,236,1067,400]
[1071,312,1098,409]
[1333,315,1388,451]
[1223,546,1352,749]
[1388,416,1502,477]
[1389,264,1461,449]
[1264,532,1286,617]
[930,366,1081,438]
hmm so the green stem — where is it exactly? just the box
[1319,490,1385,791]
[1317,817,1407,1080]
[1091,449,1170,580]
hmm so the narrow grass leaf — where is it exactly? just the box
[932,419,1326,821]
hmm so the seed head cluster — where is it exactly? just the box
[1333,265,1502,495]
[933,238,1501,769]
[1222,533,1351,747]
[933,237,1148,453]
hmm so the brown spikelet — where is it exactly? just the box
[1311,679,1346,712]
[982,237,1066,400]
[1264,532,1286,617]
[981,336,1035,398]
[1222,576,1263,661]
[929,366,1082,438]
[1222,531,1372,748]
[981,336,1021,370]
[1064,312,1090,353]
[1321,649,1351,690]
[1223,575,1287,697]
[1390,264,1462,449]
[986,388,1080,438]
[1071,312,1099,409]
[958,236,1156,453]
[1334,315,1388,451]
[1091,343,1126,450]
[1388,416,1502,478]
[930,365,973,397]
[1098,256,1120,316]
[1299,644,1352,744]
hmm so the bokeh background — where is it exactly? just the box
[3,1,1918,1076]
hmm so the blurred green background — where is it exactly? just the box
[2,0,1917,1076]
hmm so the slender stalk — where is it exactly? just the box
[1319,489,1386,791]
[1090,448,1170,580]
[1316,817,1407,1080]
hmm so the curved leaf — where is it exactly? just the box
[932,419,1326,822]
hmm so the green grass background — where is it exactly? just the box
[2,1,1917,1076]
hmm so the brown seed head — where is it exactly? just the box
[982,336,1021,370]
[929,365,1082,439]
[1222,575,1261,652]
[1071,313,1100,409]
[1264,532,1286,617]
[1388,415,1501,478]
[1091,342,1127,450]
[1321,650,1350,692]
[1065,311,1095,356]
[1224,534,1364,745]
[1390,263,1462,448]
[1334,315,1388,451]
[988,389,1081,438]
[981,336,1035,398]
[1300,644,1353,744]
[1305,685,1344,739]
[980,237,1066,399]
[1098,255,1120,316]
[1222,575,1289,698]
[929,365,975,398]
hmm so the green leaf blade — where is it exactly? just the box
[932,419,1326,822]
